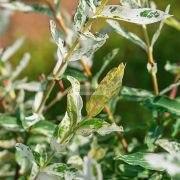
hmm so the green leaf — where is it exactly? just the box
[62,69,88,82]
[15,143,35,163]
[31,120,56,137]
[23,113,44,129]
[0,2,54,17]
[151,5,170,49]
[0,115,21,130]
[115,152,163,171]
[86,63,125,117]
[53,112,72,145]
[145,96,180,117]
[67,76,83,126]
[107,20,147,51]
[76,118,123,136]
[156,139,180,155]
[93,6,171,25]
[165,17,180,31]
[120,86,154,102]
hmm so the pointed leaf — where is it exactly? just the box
[0,115,21,130]
[67,76,83,126]
[151,5,170,48]
[76,118,123,136]
[107,20,147,51]
[115,152,163,171]
[145,96,180,117]
[86,63,125,117]
[94,6,171,25]
[120,86,154,101]
[156,139,180,155]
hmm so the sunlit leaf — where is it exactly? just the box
[151,5,170,49]
[74,0,87,31]
[107,20,147,51]
[165,17,180,31]
[156,139,180,155]
[67,76,83,126]
[76,118,123,136]
[145,153,180,177]
[42,163,77,178]
[94,6,171,25]
[115,152,163,171]
[69,32,108,62]
[86,63,125,117]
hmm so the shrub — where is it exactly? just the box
[0,0,179,179]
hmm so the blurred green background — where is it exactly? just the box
[0,0,180,142]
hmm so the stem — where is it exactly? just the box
[142,25,159,96]
[105,106,128,153]
[35,0,108,114]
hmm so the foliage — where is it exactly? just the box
[0,0,179,179]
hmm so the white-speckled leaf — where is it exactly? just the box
[76,118,123,136]
[107,20,147,51]
[15,143,34,162]
[67,76,83,125]
[94,6,171,25]
[86,63,125,117]
[74,0,87,31]
[69,32,108,62]
[151,5,170,48]
[156,139,180,155]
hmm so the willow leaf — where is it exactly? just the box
[86,63,125,117]
[94,6,171,25]
[145,96,180,117]
[76,118,123,136]
[151,5,170,48]
[107,20,147,51]
[115,152,163,171]
[67,76,83,126]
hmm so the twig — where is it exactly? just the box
[142,25,159,96]
[105,106,128,152]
